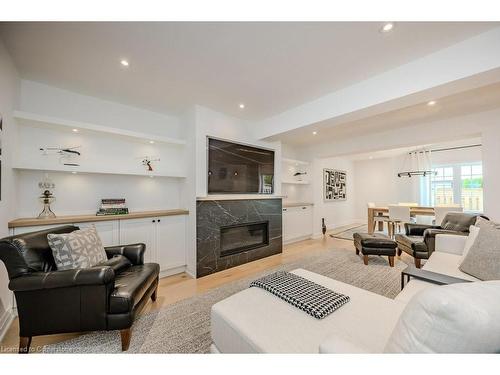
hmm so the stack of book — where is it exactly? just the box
[96,198,129,216]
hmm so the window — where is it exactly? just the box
[461,164,483,212]
[424,163,483,212]
[431,167,454,206]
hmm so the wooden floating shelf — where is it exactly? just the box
[281,180,310,185]
[8,209,190,228]
[12,164,186,178]
[14,110,186,146]
[282,158,310,166]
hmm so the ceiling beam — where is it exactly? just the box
[253,27,500,141]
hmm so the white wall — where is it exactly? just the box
[353,155,415,221]
[16,171,183,217]
[0,39,20,338]
[311,156,356,237]
[20,80,182,139]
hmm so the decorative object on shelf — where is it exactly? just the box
[37,174,56,219]
[40,146,81,166]
[96,198,129,216]
[293,171,307,181]
[141,156,160,172]
[324,169,346,201]
[397,149,436,178]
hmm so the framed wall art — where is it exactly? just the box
[323,168,346,201]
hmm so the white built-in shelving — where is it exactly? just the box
[282,158,310,166]
[12,110,187,178]
[14,111,186,146]
[12,164,186,178]
[281,180,310,185]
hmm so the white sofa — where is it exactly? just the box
[210,234,482,353]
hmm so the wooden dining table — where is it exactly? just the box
[367,206,435,234]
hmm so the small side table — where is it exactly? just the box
[401,265,472,290]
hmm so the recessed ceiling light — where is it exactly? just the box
[369,156,374,160]
[72,128,78,132]
[427,100,437,106]
[239,103,245,109]
[120,59,129,67]
[149,140,155,144]
[380,23,394,33]
[312,131,318,135]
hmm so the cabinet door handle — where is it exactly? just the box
[158,219,161,223]
[283,208,287,212]
[152,220,156,223]
[302,206,307,209]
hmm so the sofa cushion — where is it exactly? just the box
[459,225,500,281]
[395,251,479,304]
[385,281,500,353]
[47,226,107,270]
[211,269,405,353]
[109,263,159,314]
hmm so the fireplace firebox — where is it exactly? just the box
[220,221,269,257]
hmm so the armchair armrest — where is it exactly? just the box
[404,223,440,236]
[105,243,145,265]
[9,266,115,292]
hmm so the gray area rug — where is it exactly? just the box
[43,246,411,354]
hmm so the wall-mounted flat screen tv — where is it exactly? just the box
[208,138,274,194]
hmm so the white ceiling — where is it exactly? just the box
[0,22,496,120]
[276,81,500,146]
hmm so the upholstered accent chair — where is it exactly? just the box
[0,225,160,353]
[395,212,484,268]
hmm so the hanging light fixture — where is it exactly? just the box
[397,149,436,178]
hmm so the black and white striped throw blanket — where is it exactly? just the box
[249,271,350,319]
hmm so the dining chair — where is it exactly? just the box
[367,202,389,233]
[388,205,411,238]
[434,206,464,226]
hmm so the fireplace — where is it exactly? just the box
[196,198,282,277]
[220,221,269,257]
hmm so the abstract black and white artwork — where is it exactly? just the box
[324,168,346,201]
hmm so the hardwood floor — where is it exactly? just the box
[0,228,356,353]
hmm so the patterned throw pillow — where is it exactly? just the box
[48,226,108,270]
[459,225,500,281]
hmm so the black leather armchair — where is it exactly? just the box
[395,212,484,268]
[0,225,160,353]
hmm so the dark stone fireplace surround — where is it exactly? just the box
[196,198,282,278]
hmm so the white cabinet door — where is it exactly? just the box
[119,218,156,263]
[76,221,120,247]
[297,205,313,238]
[282,206,313,243]
[282,208,293,242]
[155,215,186,270]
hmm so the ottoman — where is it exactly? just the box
[353,233,397,267]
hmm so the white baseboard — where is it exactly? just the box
[159,265,187,279]
[0,307,15,343]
